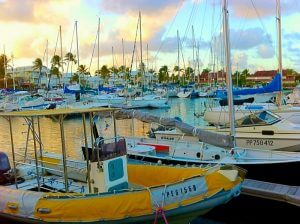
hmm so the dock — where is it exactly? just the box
[242,179,300,207]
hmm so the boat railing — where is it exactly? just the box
[17,172,86,193]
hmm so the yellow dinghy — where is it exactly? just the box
[0,108,245,223]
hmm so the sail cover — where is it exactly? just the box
[116,110,233,148]
[216,73,282,98]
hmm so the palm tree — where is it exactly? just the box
[64,52,77,75]
[49,66,61,87]
[77,64,88,75]
[49,55,62,86]
[51,55,61,67]
[32,58,43,87]
[185,67,194,83]
[100,65,110,83]
[158,65,169,83]
[0,54,9,79]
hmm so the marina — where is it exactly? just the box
[1,0,300,223]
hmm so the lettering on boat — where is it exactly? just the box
[163,184,197,198]
[245,139,274,146]
[160,136,176,141]
[150,177,208,206]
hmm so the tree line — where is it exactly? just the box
[1,53,300,87]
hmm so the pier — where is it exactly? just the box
[242,179,300,207]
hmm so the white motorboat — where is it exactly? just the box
[286,85,300,105]
[155,110,300,152]
[127,94,169,108]
[93,93,125,105]
[203,103,300,125]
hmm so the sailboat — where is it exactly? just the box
[124,0,300,186]
[125,12,169,108]
[203,0,300,126]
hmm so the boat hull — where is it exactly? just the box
[0,184,241,223]
[128,155,300,186]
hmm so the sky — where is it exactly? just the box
[0,0,300,74]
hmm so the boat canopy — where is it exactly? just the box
[98,85,117,93]
[235,110,280,127]
[116,110,234,148]
[0,107,119,118]
[216,73,282,99]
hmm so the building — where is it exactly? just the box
[247,70,296,85]
[198,71,226,84]
[6,66,50,85]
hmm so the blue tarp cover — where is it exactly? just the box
[216,73,281,99]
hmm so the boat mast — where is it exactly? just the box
[75,21,80,84]
[177,30,180,84]
[59,25,64,85]
[139,11,144,94]
[223,0,236,145]
[276,0,282,107]
[11,54,15,91]
[46,39,49,80]
[3,46,7,88]
[112,46,115,85]
[97,18,100,74]
[192,26,195,83]
[147,43,149,86]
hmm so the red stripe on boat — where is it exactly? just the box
[137,142,169,153]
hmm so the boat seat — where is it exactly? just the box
[82,139,127,162]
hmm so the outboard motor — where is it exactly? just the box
[0,152,11,185]
[46,103,56,110]
[75,92,81,102]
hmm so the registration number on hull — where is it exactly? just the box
[245,139,274,146]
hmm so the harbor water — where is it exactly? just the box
[0,97,298,223]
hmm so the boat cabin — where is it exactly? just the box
[234,110,281,128]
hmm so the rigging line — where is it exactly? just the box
[250,0,271,43]
[154,0,184,60]
[53,27,60,57]
[88,24,99,73]
[129,13,140,78]
[42,41,47,63]
[182,0,198,45]
[232,9,250,50]
[198,0,208,42]
[179,35,186,73]
[180,1,199,67]
[66,23,76,74]
[185,0,202,47]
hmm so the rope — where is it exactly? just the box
[154,207,169,224]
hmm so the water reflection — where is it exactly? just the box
[0,98,210,159]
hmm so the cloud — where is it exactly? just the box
[285,32,300,40]
[0,0,34,22]
[0,0,73,25]
[256,43,275,58]
[230,27,273,50]
[100,0,182,14]
[228,0,298,19]
[232,52,248,70]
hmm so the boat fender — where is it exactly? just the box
[7,202,19,210]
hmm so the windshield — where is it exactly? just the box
[235,111,280,127]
